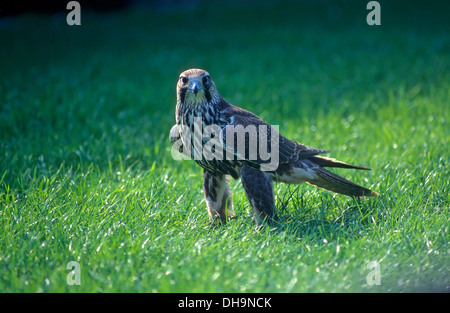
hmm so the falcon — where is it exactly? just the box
[170,68,379,225]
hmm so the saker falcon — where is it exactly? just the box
[170,68,379,225]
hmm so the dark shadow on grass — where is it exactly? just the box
[270,189,383,241]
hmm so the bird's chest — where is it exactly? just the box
[177,105,224,129]
[176,105,240,178]
[177,105,227,145]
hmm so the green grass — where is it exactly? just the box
[0,0,449,292]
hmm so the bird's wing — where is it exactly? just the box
[220,106,329,168]
[169,124,181,147]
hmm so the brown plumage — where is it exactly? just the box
[170,68,379,225]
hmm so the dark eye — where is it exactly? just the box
[180,76,188,85]
[202,75,210,85]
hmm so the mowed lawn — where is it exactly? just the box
[0,1,448,292]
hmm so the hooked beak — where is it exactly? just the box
[189,81,200,95]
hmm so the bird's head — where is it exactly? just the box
[177,68,220,106]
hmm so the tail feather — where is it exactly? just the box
[308,156,370,170]
[308,167,379,197]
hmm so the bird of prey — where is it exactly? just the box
[170,68,379,225]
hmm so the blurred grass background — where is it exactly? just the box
[0,0,448,292]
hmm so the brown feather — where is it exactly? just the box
[307,167,379,197]
[308,156,371,170]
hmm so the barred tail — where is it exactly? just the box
[307,155,371,170]
[307,167,379,197]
